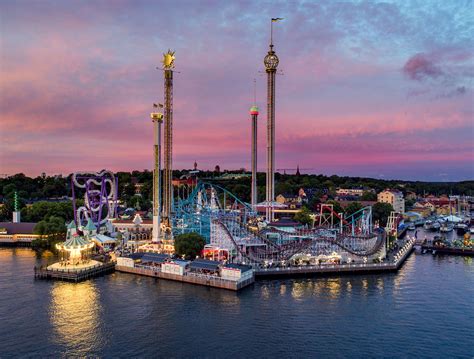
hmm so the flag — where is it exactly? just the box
[272,17,284,22]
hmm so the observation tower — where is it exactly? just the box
[264,18,281,221]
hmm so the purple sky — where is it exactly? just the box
[1,0,473,181]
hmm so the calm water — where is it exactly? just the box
[0,247,473,358]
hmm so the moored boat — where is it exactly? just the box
[431,221,441,231]
[424,220,434,231]
[440,223,454,233]
[454,223,468,235]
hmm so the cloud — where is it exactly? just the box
[1,0,473,180]
[403,53,443,80]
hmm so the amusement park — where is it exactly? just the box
[3,1,474,357]
[33,19,421,289]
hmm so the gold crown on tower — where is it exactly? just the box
[162,49,175,69]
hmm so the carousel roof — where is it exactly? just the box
[57,235,93,250]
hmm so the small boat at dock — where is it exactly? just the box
[440,223,454,233]
[454,223,468,235]
[424,220,434,231]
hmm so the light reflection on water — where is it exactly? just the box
[1,247,473,358]
[49,281,105,356]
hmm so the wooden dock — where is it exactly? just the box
[115,265,254,291]
[421,245,474,256]
[255,240,415,278]
[34,262,115,282]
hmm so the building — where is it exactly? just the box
[298,188,318,204]
[220,264,253,282]
[162,260,190,276]
[276,193,302,207]
[189,259,220,275]
[111,214,153,241]
[377,190,405,214]
[0,222,42,245]
[336,188,365,197]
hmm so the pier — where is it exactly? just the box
[34,262,115,282]
[115,265,254,291]
[420,245,474,256]
[255,239,415,278]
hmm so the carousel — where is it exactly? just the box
[47,234,99,271]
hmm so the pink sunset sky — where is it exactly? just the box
[1,0,473,181]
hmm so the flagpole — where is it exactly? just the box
[270,19,273,46]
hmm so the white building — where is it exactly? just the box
[377,190,405,214]
[161,260,189,276]
[220,264,254,282]
[336,188,365,196]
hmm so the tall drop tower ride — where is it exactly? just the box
[264,19,281,221]
[162,50,175,234]
[250,80,259,209]
[150,110,163,243]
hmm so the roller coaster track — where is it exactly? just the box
[213,218,385,264]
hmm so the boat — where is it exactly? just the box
[432,221,441,231]
[408,223,416,230]
[424,220,434,231]
[414,219,425,227]
[454,223,468,235]
[440,222,454,233]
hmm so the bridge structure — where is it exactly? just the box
[173,181,385,266]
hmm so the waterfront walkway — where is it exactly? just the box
[116,265,255,291]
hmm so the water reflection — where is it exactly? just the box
[346,281,352,293]
[326,278,342,299]
[49,281,104,356]
[291,281,306,299]
[376,277,384,294]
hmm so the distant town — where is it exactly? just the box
[1,169,473,246]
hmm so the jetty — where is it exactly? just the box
[34,261,115,282]
[116,265,254,291]
[420,245,474,256]
[115,255,255,291]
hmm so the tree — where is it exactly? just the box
[33,216,67,248]
[405,198,415,210]
[294,207,313,226]
[344,202,363,216]
[372,202,394,227]
[360,191,377,201]
[22,201,75,222]
[174,232,206,259]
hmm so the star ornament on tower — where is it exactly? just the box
[162,49,175,69]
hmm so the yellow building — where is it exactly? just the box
[377,190,405,214]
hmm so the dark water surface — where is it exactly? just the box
[0,248,473,358]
